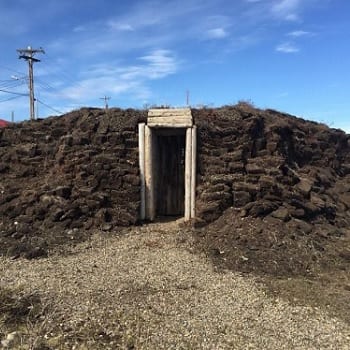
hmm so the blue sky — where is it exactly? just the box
[0,0,349,133]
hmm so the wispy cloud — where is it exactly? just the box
[206,28,229,39]
[271,0,302,21]
[287,30,313,37]
[59,49,179,103]
[1,0,330,117]
[107,21,134,32]
[126,49,178,80]
[276,42,299,53]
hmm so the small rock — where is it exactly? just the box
[1,332,20,348]
[233,191,252,208]
[296,178,313,197]
[246,163,265,175]
[291,208,306,219]
[24,246,48,260]
[54,186,72,199]
[191,217,207,228]
[271,207,290,221]
[102,223,112,232]
[339,250,350,262]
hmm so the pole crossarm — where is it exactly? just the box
[100,95,111,110]
[17,48,45,56]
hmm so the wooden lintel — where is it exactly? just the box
[148,108,192,117]
[148,122,193,128]
[148,116,192,123]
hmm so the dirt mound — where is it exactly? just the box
[0,108,146,257]
[193,103,350,276]
[0,104,349,277]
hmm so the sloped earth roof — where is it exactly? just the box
[0,105,349,280]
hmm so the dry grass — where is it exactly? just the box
[263,270,350,325]
[1,221,350,349]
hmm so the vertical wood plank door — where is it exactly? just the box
[156,134,185,216]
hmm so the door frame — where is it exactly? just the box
[138,123,196,221]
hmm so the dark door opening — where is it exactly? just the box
[154,129,186,216]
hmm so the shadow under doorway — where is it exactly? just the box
[154,128,186,218]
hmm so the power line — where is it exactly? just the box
[0,64,25,76]
[41,53,84,88]
[17,46,45,121]
[0,81,26,90]
[36,98,63,115]
[0,88,28,96]
[36,78,58,93]
[0,95,24,103]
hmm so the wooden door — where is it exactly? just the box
[156,134,185,216]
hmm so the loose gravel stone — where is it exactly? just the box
[1,221,350,349]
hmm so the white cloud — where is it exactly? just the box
[72,25,86,33]
[276,42,299,53]
[59,49,179,104]
[288,30,312,37]
[107,21,134,31]
[285,13,299,21]
[206,28,228,39]
[2,0,328,118]
[121,49,178,80]
[271,0,301,21]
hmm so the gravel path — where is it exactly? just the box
[1,221,350,349]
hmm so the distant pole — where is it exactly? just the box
[17,46,45,121]
[11,111,14,123]
[100,96,111,111]
[186,90,190,107]
[36,96,39,118]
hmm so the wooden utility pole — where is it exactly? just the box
[17,46,45,121]
[100,96,111,110]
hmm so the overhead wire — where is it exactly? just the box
[35,98,63,115]
[0,88,28,96]
[29,53,86,111]
[0,64,26,76]
[40,53,83,88]
[1,52,89,116]
[0,95,24,103]
[0,80,27,90]
[36,79,59,93]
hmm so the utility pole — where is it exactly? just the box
[186,90,190,107]
[17,46,45,121]
[100,96,111,111]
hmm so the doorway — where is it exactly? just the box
[138,109,196,222]
[155,129,186,217]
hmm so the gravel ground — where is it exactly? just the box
[1,221,350,349]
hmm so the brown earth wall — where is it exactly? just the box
[1,104,350,261]
[193,105,350,230]
[0,108,146,257]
